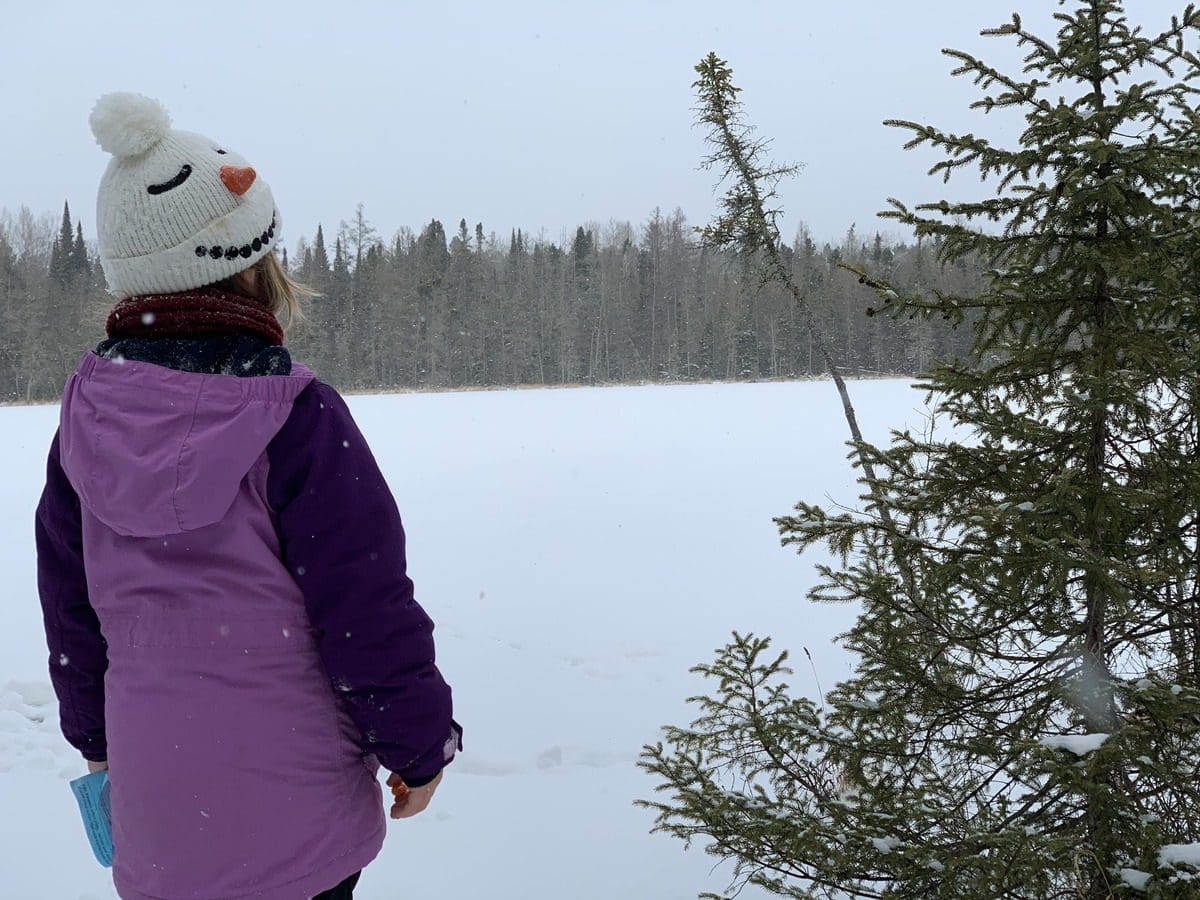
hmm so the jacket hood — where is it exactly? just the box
[59,351,313,537]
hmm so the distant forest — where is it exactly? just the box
[0,202,983,403]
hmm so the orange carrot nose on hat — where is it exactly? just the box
[220,166,256,196]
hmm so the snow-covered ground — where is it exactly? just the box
[0,377,929,899]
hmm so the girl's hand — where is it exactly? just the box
[86,760,108,774]
[387,770,442,820]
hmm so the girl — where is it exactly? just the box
[35,93,461,900]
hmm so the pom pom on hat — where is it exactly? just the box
[89,92,171,158]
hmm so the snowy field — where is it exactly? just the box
[0,377,929,899]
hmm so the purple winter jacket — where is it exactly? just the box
[36,351,459,900]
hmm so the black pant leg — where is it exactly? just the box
[312,870,362,899]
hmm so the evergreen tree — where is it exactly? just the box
[415,219,450,382]
[70,222,88,282]
[49,201,73,287]
[641,6,1200,898]
[318,235,350,383]
[311,224,330,282]
[300,224,334,378]
[331,236,351,295]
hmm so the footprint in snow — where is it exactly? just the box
[0,680,74,774]
[622,649,665,661]
[450,746,635,777]
[453,756,520,777]
[536,745,634,771]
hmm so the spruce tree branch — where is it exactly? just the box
[693,53,934,650]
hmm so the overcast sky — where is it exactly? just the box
[2,0,1190,249]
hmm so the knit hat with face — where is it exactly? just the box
[89,92,281,299]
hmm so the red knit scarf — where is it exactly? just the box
[106,285,284,346]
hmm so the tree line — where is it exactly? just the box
[0,201,983,403]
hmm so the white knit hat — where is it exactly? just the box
[89,92,281,299]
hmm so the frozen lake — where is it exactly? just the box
[0,376,929,899]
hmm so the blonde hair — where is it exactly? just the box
[253,251,314,331]
[216,251,314,332]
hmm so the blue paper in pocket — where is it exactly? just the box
[69,771,113,868]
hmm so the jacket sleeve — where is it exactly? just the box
[35,431,108,763]
[267,382,460,786]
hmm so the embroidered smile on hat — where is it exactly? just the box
[89,92,281,299]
